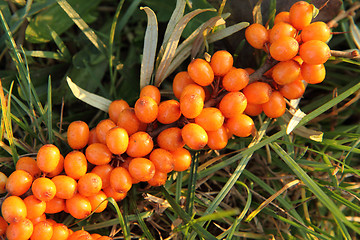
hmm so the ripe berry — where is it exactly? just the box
[91,164,113,189]
[244,103,263,116]
[289,1,313,30]
[269,22,297,44]
[243,81,272,105]
[195,107,224,131]
[66,194,92,219]
[16,156,41,178]
[187,58,214,86]
[181,123,208,150]
[245,23,269,49]
[103,186,127,202]
[88,191,108,213]
[67,121,89,150]
[1,195,27,223]
[108,99,129,123]
[222,68,249,92]
[219,92,248,118]
[301,21,331,42]
[180,93,204,119]
[128,158,156,182]
[37,144,60,173]
[180,83,206,101]
[274,11,290,25]
[279,78,306,99]
[134,96,159,123]
[31,221,54,240]
[51,175,77,200]
[32,177,56,202]
[299,40,330,65]
[272,60,301,85]
[149,148,175,173]
[96,119,116,144]
[110,167,132,193]
[46,154,64,178]
[172,71,195,99]
[6,218,33,240]
[78,173,102,197]
[105,126,129,155]
[147,171,168,187]
[51,223,69,240]
[206,125,229,150]
[157,127,185,152]
[210,50,233,76]
[117,108,142,136]
[157,100,181,124]
[270,36,299,61]
[171,148,192,172]
[126,131,153,158]
[64,151,87,180]
[0,216,7,236]
[6,170,33,196]
[226,114,255,138]
[88,128,100,145]
[23,195,46,219]
[140,85,161,105]
[44,196,65,214]
[262,91,286,118]
[301,62,326,84]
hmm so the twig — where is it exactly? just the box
[330,49,360,59]
[249,57,278,84]
[327,2,360,28]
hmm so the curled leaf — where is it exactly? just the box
[349,16,360,50]
[253,0,263,24]
[140,7,158,89]
[67,77,111,112]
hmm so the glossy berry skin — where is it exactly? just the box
[78,173,102,197]
[226,114,255,138]
[64,151,87,180]
[270,36,299,61]
[31,220,54,240]
[51,175,77,200]
[51,223,70,240]
[187,58,214,86]
[126,131,154,158]
[274,11,290,25]
[210,50,233,76]
[243,82,272,105]
[206,125,229,150]
[6,170,33,196]
[272,60,301,85]
[219,92,248,118]
[47,154,64,178]
[96,119,116,144]
[0,216,7,236]
[301,63,326,84]
[180,84,206,101]
[86,143,113,165]
[23,195,46,219]
[16,156,41,178]
[195,107,224,131]
[37,144,61,173]
[32,177,57,202]
[68,230,92,240]
[245,23,269,49]
[140,85,161,105]
[108,99,129,123]
[1,196,27,223]
[269,22,297,44]
[289,1,313,30]
[181,123,208,150]
[134,96,159,123]
[88,191,108,213]
[299,40,330,65]
[66,194,92,219]
[149,148,175,173]
[44,196,65,214]
[6,218,33,240]
[171,148,192,172]
[157,127,185,152]
[222,68,249,92]
[147,171,168,187]
[157,100,181,124]
[301,21,331,42]
[262,91,286,118]
[244,103,263,116]
[117,108,142,136]
[279,78,306,99]
[91,164,113,189]
[105,127,129,155]
[110,167,133,193]
[180,93,204,119]
[128,158,156,182]
[172,71,195,99]
[103,186,127,202]
[67,121,89,150]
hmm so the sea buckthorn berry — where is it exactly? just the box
[148,171,168,187]
[66,194,92,219]
[37,144,60,173]
[218,91,247,118]
[47,154,64,178]
[91,233,102,239]
[96,119,116,144]
[180,83,206,101]
[29,214,46,226]
[110,167,132,193]
[279,77,306,99]
[6,170,33,196]
[195,107,224,131]
[78,173,102,197]
[68,230,92,240]
[245,23,269,49]
[140,85,161,105]
[24,195,46,219]
[45,197,65,214]
[134,96,159,123]
[88,128,99,145]
[6,218,33,240]
[299,40,330,65]
[98,237,113,240]
[262,91,286,118]
[222,68,249,92]
[117,108,142,136]
[269,36,299,61]
[32,177,56,202]
[157,127,185,152]
[272,60,301,85]
[171,147,192,172]
[269,22,297,44]
[243,81,272,105]
[88,191,108,213]
[207,125,229,150]
[51,223,69,240]
[289,1,313,30]
[51,175,77,199]
[108,99,129,123]
[1,196,27,223]
[182,123,208,150]
[180,93,204,119]
[67,121,89,149]
[105,127,129,155]
[128,158,155,182]
[16,156,41,178]
[210,50,233,76]
[31,221,53,240]
[274,11,290,25]
[301,21,331,42]
[103,186,127,202]
[226,114,255,138]
[0,216,7,236]
[64,151,87,180]
[157,100,181,124]
[301,62,326,84]
[172,71,195,99]
[244,103,263,116]
[91,164,113,189]
[187,58,214,86]
[245,68,255,75]
[149,148,175,173]
[126,131,154,157]
[0,172,6,194]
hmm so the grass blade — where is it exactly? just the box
[185,152,199,215]
[47,76,53,144]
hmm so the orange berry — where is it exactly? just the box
[88,191,108,213]
[301,21,331,42]
[31,221,53,240]
[172,71,195,99]
[67,121,89,150]
[157,127,185,152]
[218,90,248,116]
[29,214,46,226]
[66,194,92,219]
[157,100,181,124]
[0,172,6,194]
[262,91,286,118]
[0,216,7,236]
[222,68,249,92]
[210,50,233,76]
[226,114,255,138]
[187,58,214,86]
[64,151,87,180]
[180,83,206,101]
[245,68,255,75]
[270,36,299,61]
[289,1,313,30]
[180,93,204,119]
[243,81,272,105]
[147,171,168,187]
[23,195,46,219]
[47,154,64,178]
[149,148,175,173]
[116,108,142,136]
[181,123,208,150]
[87,128,100,145]
[1,195,27,223]
[244,103,263,116]
[32,177,56,202]
[6,218,33,240]
[44,196,65,214]
[245,23,269,49]
[78,173,102,197]
[37,144,61,173]
[91,164,113,189]
[16,156,41,178]
[128,158,156,182]
[105,127,129,155]
[279,78,306,99]
[98,237,113,240]
[126,131,153,158]
[96,119,116,144]
[110,167,132,193]
[103,187,127,202]
[171,148,192,172]
[274,11,290,25]
[269,22,297,44]
[51,175,77,200]
[68,230,92,240]
[195,107,224,131]
[108,99,129,123]
[272,60,301,85]
[6,169,33,196]
[207,125,228,150]
[299,40,330,65]
[91,233,102,239]
[51,223,69,240]
[301,62,326,84]
[140,85,161,105]
[134,96,159,123]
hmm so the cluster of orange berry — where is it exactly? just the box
[245,1,331,118]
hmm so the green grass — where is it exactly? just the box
[1,0,360,239]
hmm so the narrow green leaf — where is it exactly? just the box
[140,7,158,89]
[47,77,53,144]
[186,152,199,215]
[24,50,66,61]
[47,25,71,60]
[105,198,131,240]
